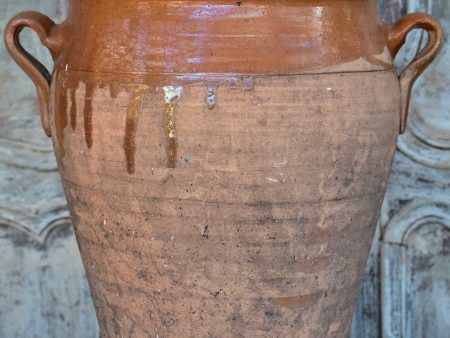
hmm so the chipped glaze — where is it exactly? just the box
[206,86,217,109]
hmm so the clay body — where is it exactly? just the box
[4,1,442,337]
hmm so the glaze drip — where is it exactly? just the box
[69,88,77,130]
[109,82,121,99]
[56,86,68,155]
[124,85,148,174]
[163,86,183,168]
[83,83,95,148]
[62,75,251,173]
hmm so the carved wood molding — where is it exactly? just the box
[381,200,450,338]
[396,0,450,168]
[0,137,57,172]
[0,197,70,245]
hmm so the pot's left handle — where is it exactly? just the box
[4,11,62,137]
[385,13,443,134]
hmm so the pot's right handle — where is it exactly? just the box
[4,11,62,137]
[385,13,443,134]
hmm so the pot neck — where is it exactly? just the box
[61,0,390,76]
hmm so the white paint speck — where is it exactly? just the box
[273,156,288,168]
[162,86,183,103]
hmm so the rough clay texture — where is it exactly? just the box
[51,71,400,337]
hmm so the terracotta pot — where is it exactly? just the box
[4,1,442,337]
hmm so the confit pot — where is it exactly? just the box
[4,1,442,337]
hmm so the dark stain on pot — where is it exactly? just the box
[258,117,267,126]
[298,256,330,273]
[274,292,321,308]
[69,88,77,130]
[83,83,95,148]
[181,153,192,164]
[124,85,147,174]
[202,224,209,238]
[137,268,151,282]
[343,177,353,187]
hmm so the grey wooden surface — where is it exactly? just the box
[0,1,98,337]
[350,1,450,338]
[0,0,448,337]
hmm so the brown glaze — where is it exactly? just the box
[55,75,68,156]
[63,0,391,75]
[385,13,443,133]
[69,87,77,130]
[163,86,183,168]
[83,83,94,149]
[109,82,121,100]
[4,1,443,337]
[124,85,147,174]
[165,102,177,168]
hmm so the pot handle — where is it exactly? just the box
[385,13,443,134]
[4,11,62,137]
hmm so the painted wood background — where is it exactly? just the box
[351,1,450,337]
[0,0,448,337]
